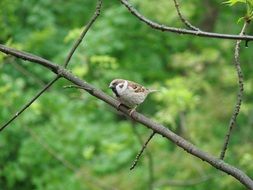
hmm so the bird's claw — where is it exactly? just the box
[129,107,136,117]
[116,103,122,111]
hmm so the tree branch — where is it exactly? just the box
[63,0,102,68]
[0,76,59,132]
[130,131,156,170]
[131,122,154,190]
[172,0,201,31]
[119,0,253,41]
[0,44,253,189]
[219,21,249,160]
[0,0,102,131]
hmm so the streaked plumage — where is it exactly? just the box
[109,79,157,109]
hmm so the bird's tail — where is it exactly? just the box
[147,89,159,93]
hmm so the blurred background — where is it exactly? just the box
[0,0,253,189]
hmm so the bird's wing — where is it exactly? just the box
[127,80,146,93]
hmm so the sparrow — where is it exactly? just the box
[109,79,157,116]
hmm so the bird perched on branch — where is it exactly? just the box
[109,79,157,116]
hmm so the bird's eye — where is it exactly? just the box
[119,84,124,88]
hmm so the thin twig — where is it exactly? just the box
[0,0,102,132]
[63,0,102,68]
[130,131,156,170]
[0,76,59,132]
[219,21,249,160]
[119,0,253,41]
[172,0,201,31]
[0,45,253,189]
[131,122,154,190]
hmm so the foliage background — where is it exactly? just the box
[0,0,253,189]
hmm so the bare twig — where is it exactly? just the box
[131,123,155,190]
[219,21,249,160]
[172,0,201,31]
[130,131,156,170]
[0,0,102,131]
[119,0,253,41]
[0,76,59,132]
[0,45,253,189]
[63,0,102,68]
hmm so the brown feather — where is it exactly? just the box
[127,80,146,93]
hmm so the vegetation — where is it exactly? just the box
[0,0,253,189]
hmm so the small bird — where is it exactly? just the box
[109,79,157,116]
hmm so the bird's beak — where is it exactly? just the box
[109,84,113,89]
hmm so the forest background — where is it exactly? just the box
[0,0,253,189]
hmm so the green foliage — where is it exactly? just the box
[0,0,253,190]
[224,0,253,21]
[224,0,252,6]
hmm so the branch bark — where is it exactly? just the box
[0,77,59,132]
[119,0,253,41]
[0,44,253,189]
[131,123,154,190]
[219,21,249,160]
[172,0,201,31]
[63,0,102,68]
[130,131,156,170]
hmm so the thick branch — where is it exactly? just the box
[0,45,59,72]
[0,44,253,189]
[219,21,249,160]
[119,0,253,41]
